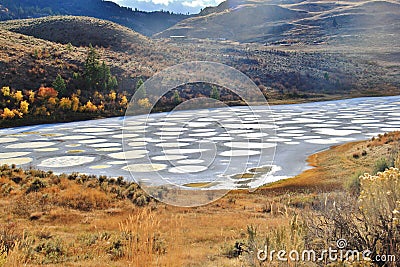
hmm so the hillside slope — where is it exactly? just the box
[0,16,398,113]
[0,0,188,36]
[155,0,400,46]
[0,16,171,92]
[1,16,151,51]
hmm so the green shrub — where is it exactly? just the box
[26,178,46,194]
[373,157,394,174]
[308,169,400,266]
[345,170,363,195]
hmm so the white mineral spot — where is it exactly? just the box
[154,132,181,136]
[266,137,291,142]
[152,155,187,161]
[314,129,361,136]
[169,165,207,174]
[223,142,276,149]
[163,148,209,154]
[38,156,95,167]
[88,132,118,136]
[0,157,32,165]
[113,134,139,138]
[159,127,188,132]
[282,130,307,134]
[277,133,303,137]
[159,136,179,140]
[128,142,148,147]
[126,138,152,142]
[387,121,400,125]
[73,127,114,133]
[122,126,148,132]
[109,150,148,159]
[156,142,190,148]
[284,141,300,145]
[228,130,254,134]
[352,119,380,124]
[7,142,56,149]
[219,150,261,157]
[305,124,337,128]
[286,118,324,124]
[189,132,217,137]
[277,127,302,131]
[209,136,233,141]
[107,161,127,165]
[381,127,400,132]
[79,139,109,144]
[176,159,205,164]
[186,122,212,128]
[0,152,31,159]
[89,165,111,169]
[197,117,218,122]
[61,135,96,140]
[125,121,145,126]
[123,164,167,172]
[191,128,217,132]
[148,122,176,126]
[95,147,122,152]
[305,137,355,144]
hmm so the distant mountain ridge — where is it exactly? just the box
[0,0,189,36]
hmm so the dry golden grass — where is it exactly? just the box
[259,132,400,193]
[1,133,399,266]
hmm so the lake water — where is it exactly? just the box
[1,95,400,189]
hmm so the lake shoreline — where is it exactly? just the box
[1,93,397,130]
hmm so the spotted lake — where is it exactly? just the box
[1,96,399,189]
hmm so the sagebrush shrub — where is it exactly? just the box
[308,168,400,266]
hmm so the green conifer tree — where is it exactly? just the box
[210,85,220,100]
[52,74,67,96]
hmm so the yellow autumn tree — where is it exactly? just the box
[109,90,117,102]
[20,100,29,114]
[34,106,49,116]
[94,91,104,101]
[13,90,23,102]
[1,108,15,119]
[59,97,72,110]
[120,95,128,108]
[137,98,152,109]
[81,100,98,112]
[28,90,35,103]
[1,108,22,119]
[97,102,105,112]
[1,86,10,97]
[47,97,58,110]
[71,95,80,112]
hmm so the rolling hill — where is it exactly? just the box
[0,0,188,36]
[0,16,170,93]
[0,15,398,111]
[155,0,400,47]
[1,16,151,51]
